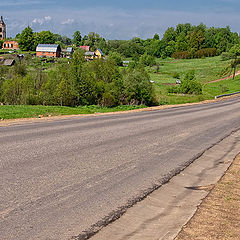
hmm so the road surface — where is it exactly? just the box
[0,97,240,240]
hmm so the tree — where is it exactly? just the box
[34,31,55,46]
[229,44,240,80]
[123,68,154,105]
[73,31,82,47]
[153,33,160,40]
[162,27,176,43]
[175,32,188,52]
[139,53,156,67]
[18,26,35,51]
[108,51,123,66]
[187,30,205,52]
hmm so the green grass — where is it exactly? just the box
[204,77,240,97]
[148,56,240,105]
[0,105,147,120]
[150,56,233,84]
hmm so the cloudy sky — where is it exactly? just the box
[1,0,240,39]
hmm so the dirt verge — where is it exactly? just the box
[175,154,240,240]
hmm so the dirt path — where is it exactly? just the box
[207,70,240,84]
[175,154,240,240]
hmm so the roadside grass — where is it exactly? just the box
[203,77,240,98]
[0,105,147,120]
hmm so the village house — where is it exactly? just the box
[3,40,19,50]
[62,47,74,58]
[79,46,90,51]
[0,16,6,41]
[84,48,104,61]
[95,48,104,58]
[36,44,61,58]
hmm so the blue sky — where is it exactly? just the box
[1,0,240,39]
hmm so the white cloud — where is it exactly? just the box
[61,19,75,25]
[32,16,52,25]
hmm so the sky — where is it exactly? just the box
[1,0,240,39]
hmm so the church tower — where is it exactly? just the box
[0,16,6,40]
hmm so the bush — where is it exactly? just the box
[168,86,180,94]
[221,52,231,61]
[172,51,191,59]
[179,71,202,94]
[194,48,217,58]
[168,70,202,95]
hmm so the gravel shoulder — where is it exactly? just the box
[175,154,240,240]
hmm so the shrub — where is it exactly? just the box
[168,86,180,94]
[194,48,217,58]
[172,51,191,59]
[168,70,202,95]
[179,71,202,94]
[221,52,231,61]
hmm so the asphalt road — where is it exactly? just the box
[1,97,240,240]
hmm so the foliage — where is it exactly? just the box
[168,70,202,95]
[139,53,156,66]
[0,51,154,107]
[123,68,154,105]
[73,31,82,47]
[18,26,35,51]
[194,48,217,58]
[172,51,191,59]
[108,51,123,66]
[228,44,240,79]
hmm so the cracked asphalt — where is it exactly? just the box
[0,97,240,240]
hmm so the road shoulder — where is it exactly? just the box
[89,130,240,240]
[175,154,240,240]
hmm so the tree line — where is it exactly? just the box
[11,23,239,59]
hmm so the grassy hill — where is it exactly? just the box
[147,56,240,105]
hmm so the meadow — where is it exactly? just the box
[147,56,240,105]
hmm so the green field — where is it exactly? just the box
[147,56,240,105]
[0,105,147,120]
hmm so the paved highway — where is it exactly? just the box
[0,97,240,240]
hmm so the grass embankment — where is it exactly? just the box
[176,155,240,240]
[0,105,147,120]
[149,56,240,105]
